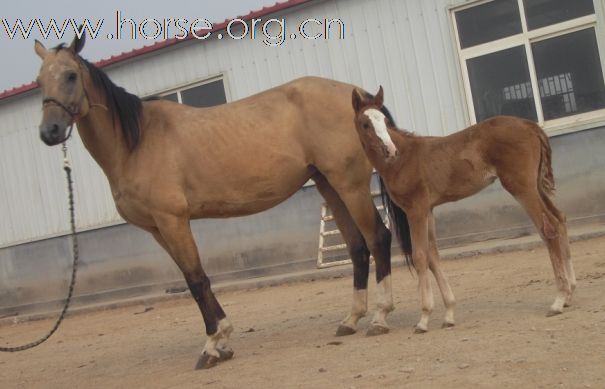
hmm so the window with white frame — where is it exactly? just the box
[452,0,605,129]
[161,78,227,107]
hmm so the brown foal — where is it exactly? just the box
[352,87,575,333]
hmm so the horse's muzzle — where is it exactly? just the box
[39,122,66,146]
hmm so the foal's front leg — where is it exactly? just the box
[408,210,434,333]
[152,216,233,369]
[428,213,456,328]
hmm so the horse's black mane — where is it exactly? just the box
[55,44,143,150]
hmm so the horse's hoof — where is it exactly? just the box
[335,325,356,337]
[414,326,427,334]
[546,309,563,317]
[195,348,234,370]
[442,322,455,329]
[366,324,389,337]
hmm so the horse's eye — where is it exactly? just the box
[66,72,77,82]
[363,123,370,129]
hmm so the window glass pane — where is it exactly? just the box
[467,46,537,122]
[532,28,605,120]
[162,93,178,102]
[456,0,522,49]
[180,80,227,108]
[524,0,595,30]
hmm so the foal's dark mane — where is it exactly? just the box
[54,44,143,150]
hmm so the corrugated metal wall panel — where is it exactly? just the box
[0,0,468,246]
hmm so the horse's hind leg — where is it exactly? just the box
[324,177,394,336]
[542,195,576,305]
[151,216,233,369]
[561,223,576,305]
[428,213,456,328]
[313,173,371,336]
[504,185,571,316]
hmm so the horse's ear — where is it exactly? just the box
[352,88,364,112]
[375,86,384,108]
[34,40,48,59]
[69,27,86,54]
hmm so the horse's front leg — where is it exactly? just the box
[408,209,434,333]
[151,217,233,369]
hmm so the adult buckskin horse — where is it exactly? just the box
[33,33,394,368]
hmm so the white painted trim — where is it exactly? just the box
[459,33,525,60]
[524,41,544,124]
[446,2,472,125]
[543,108,605,136]
[591,0,605,84]
[150,74,229,102]
[448,0,497,14]
[450,0,605,134]
[459,54,476,125]
[517,0,528,33]
[526,15,597,41]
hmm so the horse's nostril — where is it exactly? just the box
[50,124,60,136]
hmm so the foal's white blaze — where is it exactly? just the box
[364,109,398,158]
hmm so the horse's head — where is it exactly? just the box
[352,86,398,159]
[34,33,89,146]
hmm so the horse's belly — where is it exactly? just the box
[187,167,313,219]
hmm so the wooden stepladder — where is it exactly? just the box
[317,189,389,268]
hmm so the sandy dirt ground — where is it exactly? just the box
[1,236,605,389]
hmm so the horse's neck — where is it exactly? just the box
[390,129,417,157]
[75,84,129,184]
[367,129,416,173]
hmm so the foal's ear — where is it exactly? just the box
[69,26,86,54]
[374,86,384,108]
[34,40,48,59]
[352,88,364,112]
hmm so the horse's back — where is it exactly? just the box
[134,76,371,218]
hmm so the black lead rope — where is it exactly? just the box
[0,141,79,352]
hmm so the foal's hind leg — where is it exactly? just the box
[151,215,233,369]
[560,221,576,306]
[313,173,371,336]
[543,196,576,305]
[508,189,571,316]
[428,213,456,328]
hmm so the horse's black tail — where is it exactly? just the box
[364,92,413,266]
[379,177,413,267]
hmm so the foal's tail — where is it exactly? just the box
[536,126,555,196]
[535,124,566,223]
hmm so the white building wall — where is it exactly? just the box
[0,0,468,247]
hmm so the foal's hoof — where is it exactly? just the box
[546,309,563,317]
[335,325,356,337]
[195,348,234,370]
[414,326,427,334]
[366,324,389,337]
[442,322,455,329]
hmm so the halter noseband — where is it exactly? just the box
[42,96,78,142]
